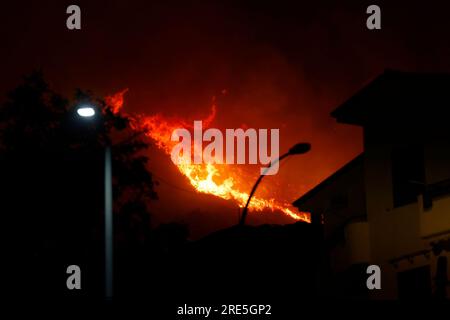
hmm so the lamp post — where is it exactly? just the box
[76,104,113,299]
[239,142,311,226]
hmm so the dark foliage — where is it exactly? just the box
[0,71,157,297]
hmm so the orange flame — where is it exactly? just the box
[108,90,310,223]
[105,88,129,114]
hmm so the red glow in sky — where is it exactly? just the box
[3,1,450,236]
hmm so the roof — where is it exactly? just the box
[293,153,364,208]
[331,69,450,126]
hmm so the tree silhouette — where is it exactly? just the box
[0,71,157,296]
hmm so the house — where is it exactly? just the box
[294,70,450,299]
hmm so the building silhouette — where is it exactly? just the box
[294,70,450,299]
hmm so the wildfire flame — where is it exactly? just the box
[108,90,310,223]
[106,88,129,114]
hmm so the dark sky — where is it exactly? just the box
[2,0,450,237]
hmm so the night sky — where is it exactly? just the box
[2,0,450,237]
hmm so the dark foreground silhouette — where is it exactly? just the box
[1,72,325,305]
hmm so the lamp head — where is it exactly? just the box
[76,105,96,118]
[288,142,311,155]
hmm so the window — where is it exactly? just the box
[391,144,425,207]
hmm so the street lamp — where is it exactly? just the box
[76,104,113,299]
[239,142,311,226]
[76,105,96,118]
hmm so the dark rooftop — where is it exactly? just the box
[293,153,364,208]
[331,69,450,126]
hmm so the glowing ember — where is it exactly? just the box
[107,90,310,223]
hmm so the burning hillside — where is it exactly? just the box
[106,90,310,222]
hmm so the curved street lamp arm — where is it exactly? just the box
[239,152,290,226]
